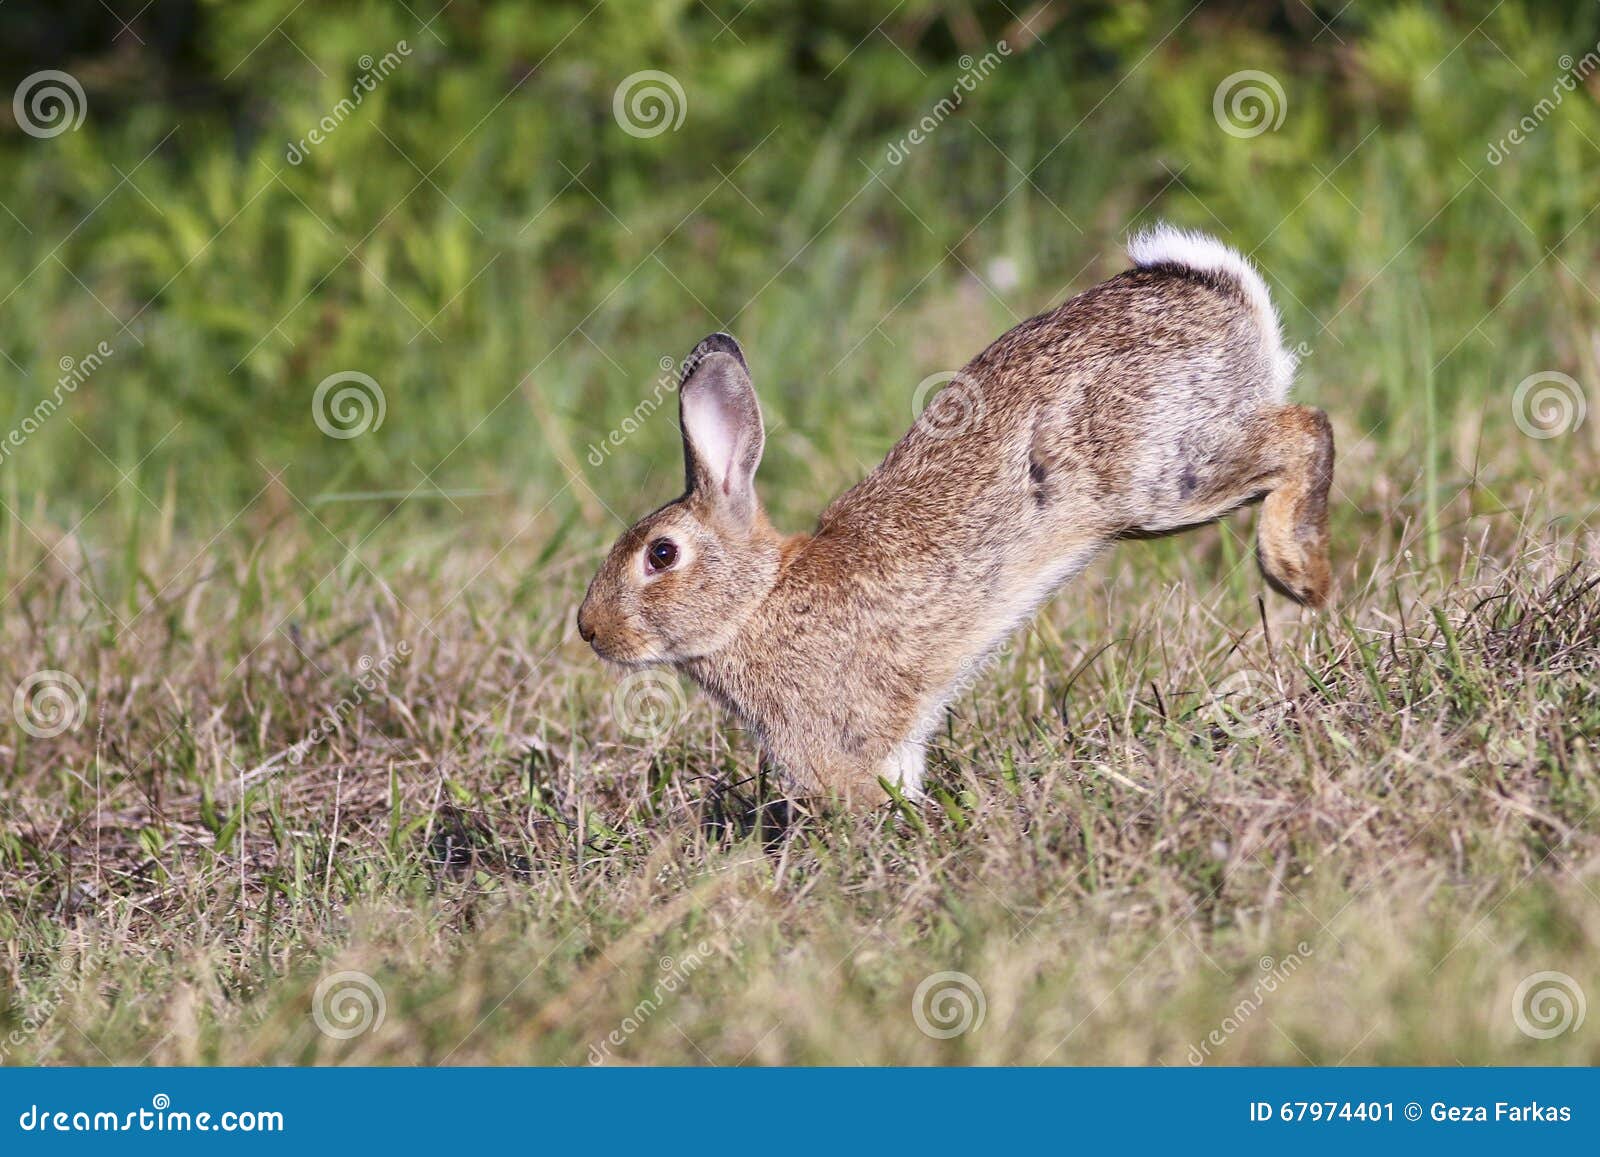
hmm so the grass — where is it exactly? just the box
[1,476,1597,1064]
[2,3,1600,1065]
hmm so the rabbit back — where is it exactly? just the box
[825,230,1296,557]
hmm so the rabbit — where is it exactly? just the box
[577,224,1333,810]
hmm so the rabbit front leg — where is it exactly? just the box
[765,737,926,811]
[882,738,928,800]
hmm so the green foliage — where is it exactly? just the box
[0,1,1594,551]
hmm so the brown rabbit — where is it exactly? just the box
[577,225,1333,809]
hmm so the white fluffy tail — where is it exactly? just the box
[1127,223,1297,398]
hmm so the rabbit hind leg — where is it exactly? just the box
[1253,405,1334,607]
[1133,404,1333,607]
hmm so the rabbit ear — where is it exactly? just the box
[679,333,764,522]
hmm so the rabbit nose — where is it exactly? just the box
[576,606,596,644]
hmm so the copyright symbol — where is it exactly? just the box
[1404,1102,1422,1121]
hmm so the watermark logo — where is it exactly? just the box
[286,41,412,164]
[613,71,687,139]
[611,669,687,741]
[1487,46,1600,165]
[13,670,87,738]
[911,970,986,1039]
[0,341,113,468]
[17,1093,284,1133]
[1512,970,1585,1040]
[312,970,387,1039]
[906,633,1020,743]
[1511,371,1586,439]
[587,356,681,467]
[1202,665,1279,740]
[885,41,1012,165]
[1188,942,1314,1063]
[587,941,725,1064]
[1213,70,1287,139]
[911,370,986,440]
[313,370,386,439]
[287,641,412,765]
[13,70,87,138]
[0,969,87,1063]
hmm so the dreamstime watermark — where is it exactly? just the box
[0,972,86,1063]
[911,369,986,440]
[12,670,88,739]
[907,633,1019,745]
[1511,371,1587,439]
[587,941,730,1064]
[912,970,986,1039]
[17,1095,284,1134]
[0,341,113,467]
[287,640,411,765]
[312,370,386,438]
[613,70,687,138]
[1487,45,1600,165]
[885,40,1012,165]
[285,41,412,164]
[610,669,687,741]
[1213,70,1287,139]
[311,970,386,1039]
[1187,942,1314,1064]
[587,356,681,467]
[12,70,87,138]
[1202,665,1283,741]
[1511,970,1586,1040]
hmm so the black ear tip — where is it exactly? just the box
[683,332,747,378]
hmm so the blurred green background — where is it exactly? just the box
[1,0,1596,552]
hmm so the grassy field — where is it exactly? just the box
[3,2,1599,1065]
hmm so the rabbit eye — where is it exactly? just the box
[645,538,679,573]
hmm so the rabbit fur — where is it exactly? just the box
[578,225,1334,809]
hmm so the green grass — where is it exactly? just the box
[2,2,1599,1065]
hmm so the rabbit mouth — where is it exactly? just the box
[587,637,665,667]
[578,604,660,665]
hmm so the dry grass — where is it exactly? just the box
[3,447,1598,1065]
